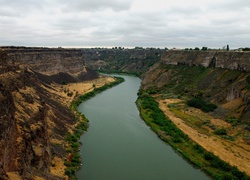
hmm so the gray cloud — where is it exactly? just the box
[60,0,133,12]
[0,0,249,48]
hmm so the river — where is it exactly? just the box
[76,75,209,180]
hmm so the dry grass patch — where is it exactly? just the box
[158,98,250,175]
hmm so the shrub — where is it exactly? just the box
[226,116,239,126]
[187,98,217,112]
[214,128,227,135]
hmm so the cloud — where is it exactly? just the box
[0,0,249,48]
[60,0,133,12]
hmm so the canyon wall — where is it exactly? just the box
[162,50,250,71]
[0,47,97,179]
[2,47,86,75]
[81,48,165,75]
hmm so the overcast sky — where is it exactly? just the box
[0,0,249,48]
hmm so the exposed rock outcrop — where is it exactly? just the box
[141,61,250,123]
[162,50,250,71]
[1,46,98,82]
[0,65,72,179]
[0,48,98,179]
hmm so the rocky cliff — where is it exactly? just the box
[162,50,250,71]
[0,48,97,179]
[141,57,250,123]
[1,46,98,82]
[81,48,165,75]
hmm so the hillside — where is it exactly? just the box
[87,48,250,176]
[142,51,250,122]
[0,48,102,179]
[82,47,165,75]
[139,50,250,176]
[1,47,250,178]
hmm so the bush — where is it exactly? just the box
[226,116,239,126]
[214,128,227,135]
[187,98,217,112]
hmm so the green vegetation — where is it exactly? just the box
[201,47,208,51]
[64,119,88,180]
[64,76,125,179]
[226,116,240,126]
[187,97,217,112]
[242,47,250,51]
[136,92,249,180]
[214,128,227,135]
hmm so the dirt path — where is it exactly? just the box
[158,99,250,175]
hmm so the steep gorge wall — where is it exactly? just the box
[0,48,97,179]
[162,50,250,71]
[82,48,164,75]
[2,47,86,75]
[141,60,250,122]
[0,67,72,179]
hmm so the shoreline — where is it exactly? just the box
[48,75,117,179]
[158,98,250,175]
[63,75,125,180]
[136,93,250,179]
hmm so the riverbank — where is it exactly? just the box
[158,98,250,175]
[43,75,123,179]
[62,75,124,180]
[136,93,249,179]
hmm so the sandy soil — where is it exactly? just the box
[158,99,250,175]
[50,157,67,179]
[6,172,21,180]
[49,75,115,107]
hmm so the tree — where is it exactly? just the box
[227,44,229,51]
[201,47,208,51]
[194,47,200,50]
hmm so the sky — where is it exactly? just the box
[0,0,249,49]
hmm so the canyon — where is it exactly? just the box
[0,47,250,179]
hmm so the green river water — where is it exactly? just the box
[76,75,209,180]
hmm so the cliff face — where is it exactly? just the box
[2,47,98,81]
[0,48,98,179]
[82,48,164,75]
[162,50,250,71]
[142,51,250,124]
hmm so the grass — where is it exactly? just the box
[136,92,249,180]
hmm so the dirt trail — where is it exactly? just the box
[158,99,250,175]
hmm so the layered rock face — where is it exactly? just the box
[0,68,63,179]
[0,48,98,179]
[2,47,90,76]
[162,50,250,71]
[148,50,250,121]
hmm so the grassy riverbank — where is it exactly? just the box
[64,76,125,180]
[136,92,249,180]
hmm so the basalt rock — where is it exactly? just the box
[0,47,98,179]
[1,46,98,82]
[162,50,250,71]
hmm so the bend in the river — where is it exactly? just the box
[76,75,209,180]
